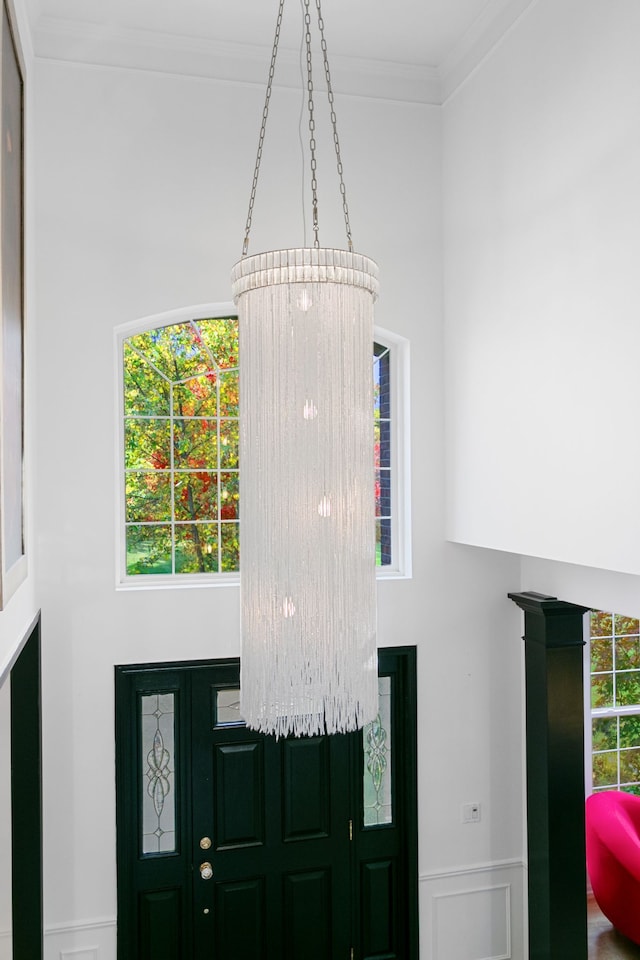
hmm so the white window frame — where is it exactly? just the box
[373,325,411,580]
[115,305,411,589]
[585,610,640,796]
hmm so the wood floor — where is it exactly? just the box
[588,895,640,960]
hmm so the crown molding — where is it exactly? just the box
[440,0,539,103]
[31,0,536,106]
[32,16,442,104]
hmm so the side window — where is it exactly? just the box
[119,311,407,584]
[589,610,640,796]
[374,343,391,567]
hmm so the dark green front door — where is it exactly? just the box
[116,648,417,960]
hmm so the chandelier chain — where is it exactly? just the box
[241,0,354,256]
[315,0,353,252]
[242,0,285,258]
[303,0,320,247]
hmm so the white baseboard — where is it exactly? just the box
[420,859,526,960]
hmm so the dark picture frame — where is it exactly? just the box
[0,0,24,609]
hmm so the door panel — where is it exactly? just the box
[361,859,397,960]
[283,737,330,840]
[214,741,265,849]
[139,888,182,960]
[116,649,418,960]
[283,869,332,960]
[214,879,266,959]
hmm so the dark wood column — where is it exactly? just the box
[508,591,588,960]
[11,614,43,960]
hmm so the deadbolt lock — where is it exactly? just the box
[200,836,212,850]
[200,861,213,880]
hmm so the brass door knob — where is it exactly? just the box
[200,861,213,880]
[200,836,212,850]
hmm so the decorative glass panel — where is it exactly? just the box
[217,688,243,725]
[363,676,392,826]
[141,693,176,855]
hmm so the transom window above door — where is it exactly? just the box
[117,307,408,586]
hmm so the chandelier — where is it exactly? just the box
[231,0,379,738]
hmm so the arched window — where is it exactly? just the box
[118,308,408,585]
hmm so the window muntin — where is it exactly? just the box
[120,312,401,582]
[590,610,640,796]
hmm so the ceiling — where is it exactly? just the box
[22,0,532,103]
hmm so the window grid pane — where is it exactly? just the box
[590,610,640,796]
[216,688,243,726]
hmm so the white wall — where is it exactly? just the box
[34,54,524,960]
[444,0,640,577]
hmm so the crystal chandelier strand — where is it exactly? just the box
[232,248,379,738]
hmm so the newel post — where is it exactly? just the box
[508,591,589,960]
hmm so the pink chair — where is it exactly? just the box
[586,790,640,944]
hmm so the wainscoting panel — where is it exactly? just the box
[44,918,116,960]
[0,929,11,960]
[420,860,525,960]
[60,950,99,960]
